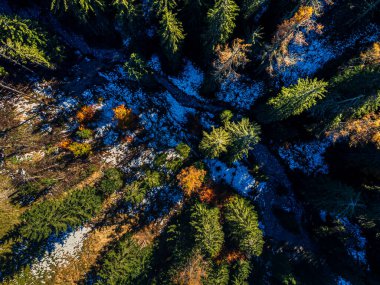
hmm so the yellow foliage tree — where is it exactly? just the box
[113,105,133,129]
[76,105,96,123]
[177,166,207,196]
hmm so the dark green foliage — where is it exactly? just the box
[98,168,124,197]
[267,78,328,122]
[203,262,230,285]
[0,15,60,70]
[230,259,251,285]
[200,116,261,162]
[123,171,162,205]
[300,176,363,218]
[50,0,104,14]
[190,203,224,258]
[224,196,264,256]
[206,0,240,47]
[12,178,57,206]
[96,234,153,285]
[312,65,380,127]
[242,0,266,19]
[19,187,102,242]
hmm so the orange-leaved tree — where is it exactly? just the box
[177,166,207,196]
[113,105,133,129]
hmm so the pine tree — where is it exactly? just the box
[0,15,57,71]
[96,234,153,285]
[206,0,240,47]
[242,0,266,19]
[190,203,224,258]
[224,196,264,257]
[98,168,124,197]
[230,259,252,285]
[199,127,232,158]
[267,77,328,122]
[226,118,261,162]
[50,0,104,13]
[154,0,185,55]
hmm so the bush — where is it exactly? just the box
[76,128,93,140]
[67,142,92,157]
[175,143,191,159]
[98,168,124,197]
[224,196,264,257]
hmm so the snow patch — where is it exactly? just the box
[278,139,331,175]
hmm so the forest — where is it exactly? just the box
[0,0,379,284]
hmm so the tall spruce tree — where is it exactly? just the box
[190,203,224,258]
[206,0,240,48]
[154,0,185,55]
[226,118,261,162]
[199,126,232,158]
[224,196,264,256]
[267,77,328,122]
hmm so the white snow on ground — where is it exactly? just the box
[217,79,264,110]
[339,218,367,265]
[275,24,380,85]
[59,63,194,148]
[206,159,266,196]
[31,227,91,280]
[278,139,332,175]
[168,60,204,100]
[148,54,162,72]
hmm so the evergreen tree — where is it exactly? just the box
[199,126,232,158]
[224,196,264,256]
[50,0,104,13]
[98,168,124,197]
[0,15,58,71]
[267,78,328,122]
[19,187,102,242]
[242,0,266,19]
[154,0,185,55]
[230,259,252,285]
[190,203,224,258]
[206,0,240,47]
[96,234,153,285]
[226,118,261,162]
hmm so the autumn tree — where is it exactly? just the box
[213,38,252,82]
[224,196,264,256]
[267,6,323,74]
[267,77,328,122]
[190,203,224,258]
[76,105,96,123]
[206,0,240,48]
[177,166,207,196]
[327,112,380,149]
[113,104,133,129]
